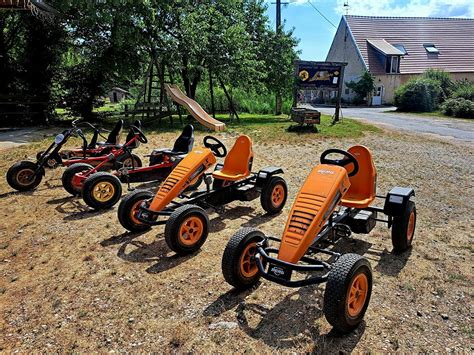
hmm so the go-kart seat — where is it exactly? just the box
[124,120,142,149]
[96,119,124,147]
[171,124,194,153]
[340,145,377,209]
[212,135,253,181]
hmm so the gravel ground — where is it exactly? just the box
[0,128,472,353]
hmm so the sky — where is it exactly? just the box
[264,0,474,61]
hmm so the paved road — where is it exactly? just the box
[310,105,474,144]
[0,128,53,151]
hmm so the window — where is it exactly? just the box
[385,55,400,74]
[424,43,439,54]
[393,44,408,55]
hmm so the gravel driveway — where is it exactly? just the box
[309,105,474,145]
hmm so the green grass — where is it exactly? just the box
[218,113,380,140]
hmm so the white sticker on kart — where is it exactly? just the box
[389,195,403,204]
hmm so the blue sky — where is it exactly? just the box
[264,0,474,61]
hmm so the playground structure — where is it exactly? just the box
[165,84,225,132]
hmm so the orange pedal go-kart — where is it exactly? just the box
[118,135,288,255]
[221,146,416,333]
[79,125,199,210]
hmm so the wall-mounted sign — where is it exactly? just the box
[295,61,346,89]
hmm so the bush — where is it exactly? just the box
[422,69,453,102]
[195,86,292,115]
[395,78,442,112]
[451,81,474,101]
[441,98,474,118]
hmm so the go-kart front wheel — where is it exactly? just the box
[391,200,416,253]
[323,253,372,334]
[260,176,288,214]
[61,163,93,196]
[82,172,122,210]
[222,228,267,290]
[165,205,209,255]
[6,161,43,191]
[118,190,154,232]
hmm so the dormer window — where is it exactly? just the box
[424,43,439,54]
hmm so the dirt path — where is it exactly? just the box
[310,105,474,145]
[0,130,472,353]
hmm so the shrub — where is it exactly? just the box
[422,69,453,102]
[441,98,474,118]
[394,78,442,112]
[451,81,474,101]
[346,70,375,104]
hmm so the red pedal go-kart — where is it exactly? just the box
[78,125,198,210]
[61,122,146,196]
[222,146,417,333]
[117,135,288,255]
[6,119,127,191]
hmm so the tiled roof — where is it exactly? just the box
[345,15,474,74]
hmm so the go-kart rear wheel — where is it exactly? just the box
[118,190,154,232]
[391,200,416,253]
[62,163,93,196]
[260,176,288,214]
[323,253,372,334]
[6,161,43,191]
[165,205,209,255]
[115,153,142,170]
[82,172,122,210]
[222,228,267,290]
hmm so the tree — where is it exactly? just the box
[346,70,376,105]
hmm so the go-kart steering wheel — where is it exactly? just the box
[203,136,227,158]
[131,125,148,143]
[320,148,359,177]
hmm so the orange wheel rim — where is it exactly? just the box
[16,169,35,186]
[347,273,368,317]
[407,211,415,242]
[239,242,258,278]
[179,216,204,246]
[271,184,285,208]
[130,200,144,225]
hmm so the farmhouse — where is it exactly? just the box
[326,16,474,105]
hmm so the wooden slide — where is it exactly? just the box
[165,84,226,132]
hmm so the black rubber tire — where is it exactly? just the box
[323,253,373,334]
[164,205,209,255]
[117,190,154,232]
[6,161,43,191]
[61,163,94,196]
[391,200,417,253]
[260,176,288,214]
[114,153,142,170]
[82,172,123,210]
[221,227,267,290]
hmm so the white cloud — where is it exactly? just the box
[334,0,474,18]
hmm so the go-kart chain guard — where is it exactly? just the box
[255,245,334,287]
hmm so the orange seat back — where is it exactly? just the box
[341,145,376,206]
[220,135,253,178]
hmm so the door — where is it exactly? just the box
[372,85,383,106]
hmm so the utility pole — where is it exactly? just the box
[274,0,288,115]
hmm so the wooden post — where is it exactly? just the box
[333,65,345,123]
[218,77,239,121]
